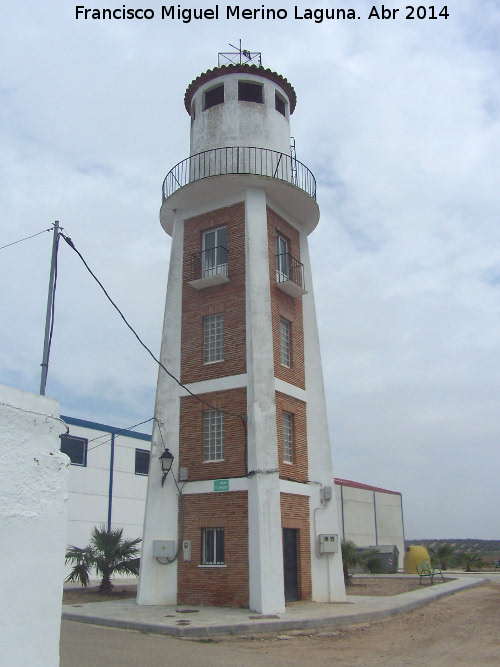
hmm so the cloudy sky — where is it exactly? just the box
[1,1,499,540]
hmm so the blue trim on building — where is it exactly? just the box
[373,490,379,546]
[108,433,115,531]
[61,415,151,442]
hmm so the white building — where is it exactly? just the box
[60,415,151,557]
[335,478,405,569]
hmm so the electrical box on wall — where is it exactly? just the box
[182,540,191,561]
[153,540,175,558]
[318,534,339,553]
[320,486,333,503]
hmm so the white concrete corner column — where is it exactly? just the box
[300,235,346,603]
[137,215,184,605]
[245,188,286,614]
[0,386,69,667]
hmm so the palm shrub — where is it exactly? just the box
[430,543,456,571]
[341,541,384,584]
[341,540,364,584]
[458,552,485,572]
[65,525,141,593]
[362,547,384,574]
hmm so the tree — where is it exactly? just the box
[341,540,382,584]
[431,543,456,571]
[65,526,141,593]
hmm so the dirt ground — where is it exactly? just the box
[63,585,138,605]
[60,578,500,666]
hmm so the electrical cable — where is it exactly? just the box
[0,401,69,434]
[87,417,155,451]
[0,227,52,251]
[59,230,246,424]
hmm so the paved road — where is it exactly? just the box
[60,574,500,666]
[60,620,284,667]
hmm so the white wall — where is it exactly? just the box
[0,385,69,667]
[61,416,151,577]
[335,480,405,569]
[190,72,292,156]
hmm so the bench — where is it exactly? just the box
[415,561,445,585]
[493,560,500,570]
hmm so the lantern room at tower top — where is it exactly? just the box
[160,61,319,235]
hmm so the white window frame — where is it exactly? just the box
[204,313,224,364]
[280,317,291,367]
[276,233,289,282]
[283,411,293,464]
[203,409,224,461]
[201,527,225,565]
[202,226,228,278]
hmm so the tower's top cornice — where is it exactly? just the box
[184,64,297,115]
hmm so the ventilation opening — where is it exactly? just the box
[238,81,263,103]
[275,92,287,116]
[204,84,224,110]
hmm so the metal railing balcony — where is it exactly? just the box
[162,146,316,201]
[276,253,306,297]
[191,246,228,282]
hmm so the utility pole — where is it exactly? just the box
[40,220,59,395]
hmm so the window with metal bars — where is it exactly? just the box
[203,409,224,461]
[60,434,88,466]
[203,313,224,363]
[283,411,293,464]
[201,527,225,565]
[280,317,291,367]
[135,448,150,476]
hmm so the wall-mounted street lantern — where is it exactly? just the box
[159,448,174,486]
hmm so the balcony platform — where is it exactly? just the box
[159,147,320,236]
[188,274,230,290]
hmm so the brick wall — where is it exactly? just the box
[179,388,247,482]
[280,493,312,601]
[267,207,305,389]
[177,491,249,607]
[275,391,308,483]
[181,202,246,384]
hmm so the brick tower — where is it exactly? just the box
[137,50,346,614]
